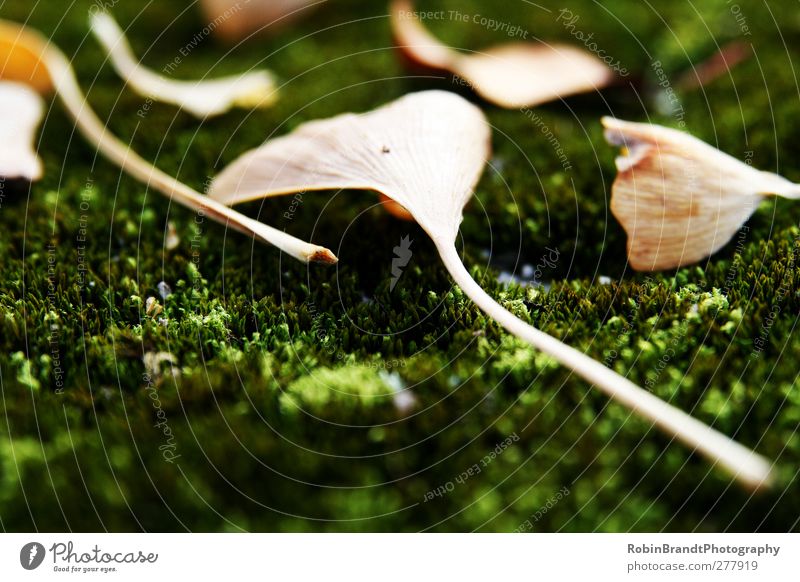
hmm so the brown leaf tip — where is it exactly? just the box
[309,248,339,265]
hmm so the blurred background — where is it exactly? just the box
[0,0,798,531]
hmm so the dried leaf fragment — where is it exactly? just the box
[390,0,615,108]
[0,80,44,181]
[209,90,772,489]
[603,117,800,271]
[90,12,278,118]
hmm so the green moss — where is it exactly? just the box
[0,0,798,532]
[280,366,395,416]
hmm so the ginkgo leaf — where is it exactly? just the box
[211,91,490,242]
[0,80,44,181]
[603,117,800,271]
[209,90,772,489]
[90,12,277,118]
[0,17,333,263]
[390,0,615,108]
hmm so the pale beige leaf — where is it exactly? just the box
[603,117,799,271]
[455,43,615,109]
[0,80,44,181]
[209,90,492,243]
[90,12,277,118]
[390,0,453,70]
[391,0,615,108]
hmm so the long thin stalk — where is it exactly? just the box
[436,241,773,490]
[41,41,336,264]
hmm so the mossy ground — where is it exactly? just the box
[1,0,799,531]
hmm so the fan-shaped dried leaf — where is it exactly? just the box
[201,0,320,42]
[390,0,615,108]
[0,80,44,181]
[209,90,771,489]
[603,117,800,271]
[0,18,333,263]
[211,90,490,243]
[90,12,277,118]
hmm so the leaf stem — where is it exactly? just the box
[436,241,772,490]
[40,37,335,264]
